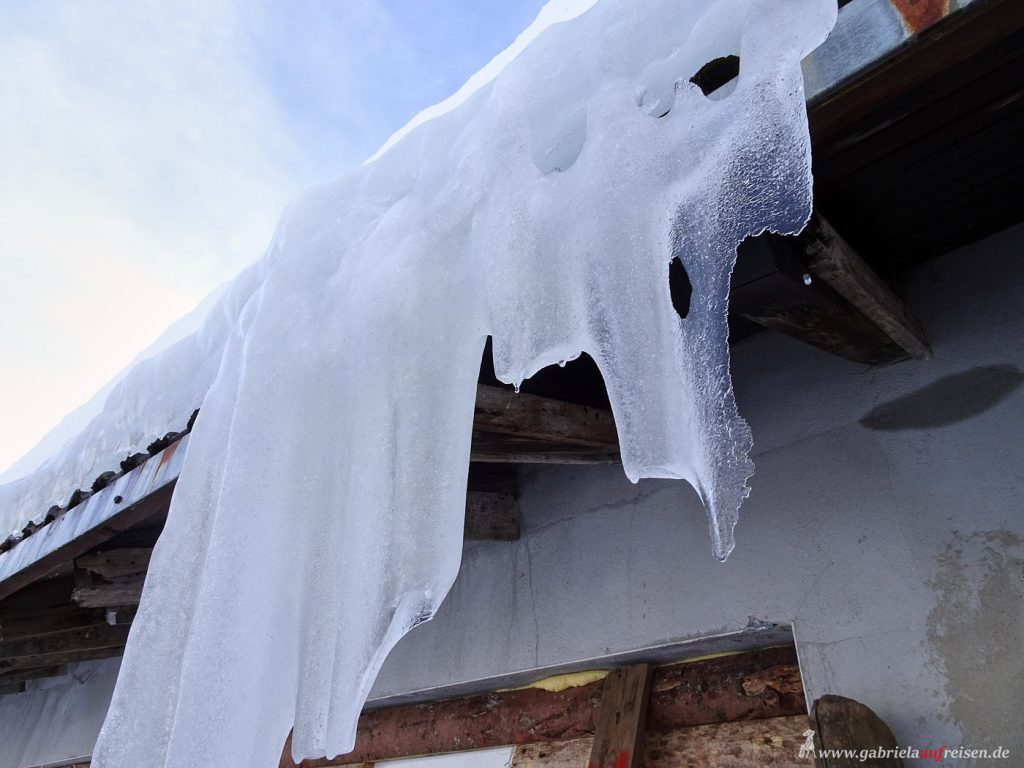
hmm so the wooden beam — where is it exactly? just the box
[72,548,151,609]
[464,492,519,541]
[470,445,619,465]
[741,303,907,366]
[280,647,805,767]
[0,624,130,674]
[0,664,67,686]
[0,645,125,675]
[473,385,619,450]
[0,576,111,641]
[587,664,652,768]
[802,214,931,360]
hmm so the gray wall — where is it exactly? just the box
[0,658,120,767]
[376,224,1024,764]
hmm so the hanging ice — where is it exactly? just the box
[7,0,838,765]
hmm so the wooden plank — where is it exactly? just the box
[280,647,805,767]
[811,695,904,768]
[0,623,130,661]
[0,577,111,641]
[464,492,519,541]
[72,548,152,608]
[75,548,152,580]
[802,215,930,360]
[587,664,652,768]
[0,644,126,676]
[0,664,67,687]
[470,447,619,465]
[473,385,618,450]
[0,623,130,675]
[741,304,905,366]
[512,715,810,768]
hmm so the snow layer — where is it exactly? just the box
[13,0,837,765]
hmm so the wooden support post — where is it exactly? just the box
[587,665,653,768]
[802,214,931,360]
[464,492,519,541]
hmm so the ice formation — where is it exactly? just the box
[3,0,837,765]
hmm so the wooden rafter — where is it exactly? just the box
[734,212,931,365]
[801,214,931,360]
[588,664,653,768]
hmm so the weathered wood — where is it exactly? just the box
[464,492,519,541]
[512,715,810,768]
[0,624,130,673]
[646,648,806,731]
[71,582,146,610]
[733,231,910,366]
[802,215,930,360]
[470,447,620,465]
[72,548,152,608]
[0,644,127,675]
[811,695,904,768]
[587,664,652,768]
[742,304,906,366]
[0,577,106,641]
[473,385,619,450]
[280,647,804,767]
[0,664,67,686]
[75,548,152,580]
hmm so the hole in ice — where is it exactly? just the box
[669,257,692,319]
[689,55,740,97]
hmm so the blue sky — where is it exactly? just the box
[0,0,547,471]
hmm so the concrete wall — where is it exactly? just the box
[376,224,1024,764]
[0,658,120,768]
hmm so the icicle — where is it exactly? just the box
[25,1,836,766]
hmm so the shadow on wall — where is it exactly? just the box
[860,365,1023,431]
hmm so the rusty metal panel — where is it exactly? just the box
[803,0,980,101]
[0,435,189,598]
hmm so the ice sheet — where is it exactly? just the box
[8,0,838,765]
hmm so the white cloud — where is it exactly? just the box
[0,0,305,471]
